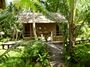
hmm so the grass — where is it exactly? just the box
[0,40,28,57]
[0,46,24,57]
[0,46,24,67]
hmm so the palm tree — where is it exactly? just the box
[44,0,90,53]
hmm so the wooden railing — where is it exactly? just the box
[23,35,64,43]
[52,36,64,43]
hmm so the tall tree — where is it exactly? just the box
[44,0,90,53]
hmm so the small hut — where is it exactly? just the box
[19,12,66,42]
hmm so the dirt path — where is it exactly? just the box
[47,42,64,67]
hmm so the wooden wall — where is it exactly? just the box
[0,0,5,9]
[23,23,56,37]
[36,23,56,37]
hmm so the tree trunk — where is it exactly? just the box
[33,22,37,40]
[12,28,15,40]
[15,30,18,41]
[32,13,37,40]
[68,23,76,52]
[68,0,76,53]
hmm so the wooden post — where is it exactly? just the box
[29,24,31,38]
[51,31,53,41]
[33,13,37,40]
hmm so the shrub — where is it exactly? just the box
[65,44,90,67]
[22,40,50,67]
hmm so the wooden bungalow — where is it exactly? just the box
[19,12,66,42]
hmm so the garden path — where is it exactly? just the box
[47,42,65,67]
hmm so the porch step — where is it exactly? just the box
[52,41,64,44]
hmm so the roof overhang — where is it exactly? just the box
[19,12,67,23]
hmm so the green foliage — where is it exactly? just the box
[0,3,22,38]
[65,44,90,67]
[0,40,50,67]
[22,40,50,67]
[74,44,90,62]
[13,0,45,13]
[45,0,69,18]
[0,37,10,43]
[0,57,26,67]
[0,47,23,67]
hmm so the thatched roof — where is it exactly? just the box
[50,13,66,22]
[19,12,66,23]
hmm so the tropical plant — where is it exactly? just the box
[67,44,90,67]
[22,40,50,67]
[0,2,22,40]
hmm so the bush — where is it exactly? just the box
[22,40,50,67]
[65,44,90,67]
